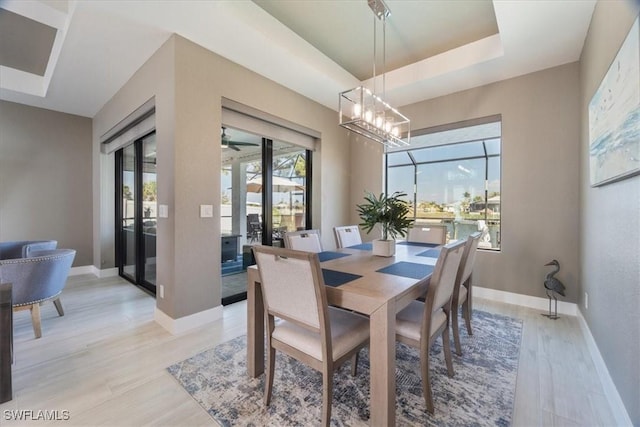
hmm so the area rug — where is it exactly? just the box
[168,310,522,426]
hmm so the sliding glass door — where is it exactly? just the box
[220,126,312,305]
[116,132,157,294]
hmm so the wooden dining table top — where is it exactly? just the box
[310,242,440,314]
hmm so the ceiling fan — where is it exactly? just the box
[221,127,260,151]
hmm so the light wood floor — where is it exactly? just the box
[1,274,615,426]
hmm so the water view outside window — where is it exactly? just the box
[386,120,501,249]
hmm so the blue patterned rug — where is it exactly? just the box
[168,310,522,426]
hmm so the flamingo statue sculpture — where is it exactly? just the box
[542,259,566,319]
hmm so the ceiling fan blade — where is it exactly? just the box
[227,140,260,147]
[229,145,241,151]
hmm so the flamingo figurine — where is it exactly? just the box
[542,259,566,319]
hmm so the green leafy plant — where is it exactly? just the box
[356,191,414,240]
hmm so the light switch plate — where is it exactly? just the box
[159,204,169,218]
[200,204,213,218]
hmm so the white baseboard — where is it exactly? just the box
[474,286,577,316]
[69,265,96,276]
[576,309,632,426]
[95,267,118,278]
[154,305,224,335]
[69,266,118,278]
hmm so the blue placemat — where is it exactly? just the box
[322,269,362,287]
[417,248,442,258]
[347,243,372,250]
[317,251,351,262]
[376,262,434,280]
[397,241,439,248]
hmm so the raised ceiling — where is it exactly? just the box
[253,0,499,81]
[0,0,597,118]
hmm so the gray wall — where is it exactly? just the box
[580,2,640,424]
[93,35,352,319]
[0,100,93,265]
[351,63,582,303]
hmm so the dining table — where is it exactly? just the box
[246,240,442,426]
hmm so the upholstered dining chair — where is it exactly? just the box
[252,245,369,427]
[0,249,75,338]
[395,239,465,414]
[406,224,447,245]
[0,240,58,260]
[333,225,362,249]
[451,232,482,356]
[283,229,323,252]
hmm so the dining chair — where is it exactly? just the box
[395,239,466,413]
[283,229,323,252]
[451,231,482,356]
[333,225,362,248]
[406,224,447,245]
[252,245,369,427]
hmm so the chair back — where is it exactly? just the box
[284,229,323,253]
[0,240,58,260]
[334,225,362,248]
[407,225,447,245]
[429,240,466,313]
[456,232,482,287]
[0,249,75,306]
[252,245,327,331]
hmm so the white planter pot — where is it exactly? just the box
[372,239,396,257]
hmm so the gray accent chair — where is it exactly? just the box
[0,249,75,339]
[0,240,58,260]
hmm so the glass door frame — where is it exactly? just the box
[260,138,313,247]
[115,131,157,295]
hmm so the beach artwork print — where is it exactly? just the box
[588,16,640,187]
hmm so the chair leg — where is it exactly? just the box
[452,301,462,356]
[442,327,455,377]
[464,284,473,336]
[321,369,333,427]
[53,298,64,317]
[420,346,434,414]
[264,346,275,405]
[30,304,42,339]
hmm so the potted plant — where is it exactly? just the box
[356,191,414,256]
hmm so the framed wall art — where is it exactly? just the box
[588,16,640,187]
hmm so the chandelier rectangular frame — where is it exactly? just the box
[339,86,410,147]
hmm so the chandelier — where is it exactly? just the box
[339,0,410,148]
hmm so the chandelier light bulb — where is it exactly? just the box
[392,126,400,137]
[364,109,373,123]
[385,121,392,132]
[353,103,362,118]
[375,115,384,129]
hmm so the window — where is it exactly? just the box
[386,119,501,250]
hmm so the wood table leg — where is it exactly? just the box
[246,267,264,377]
[0,283,13,403]
[369,301,396,426]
